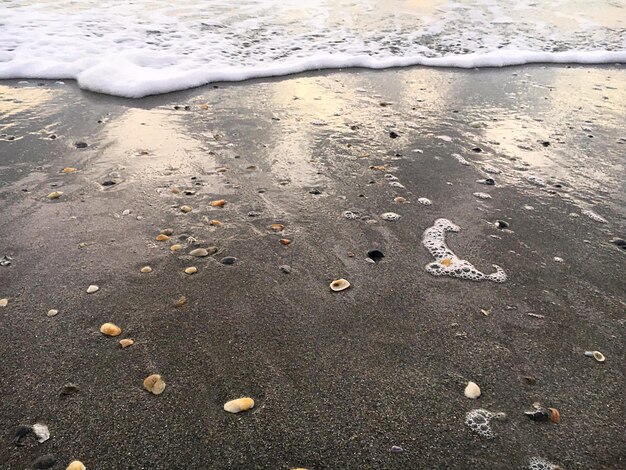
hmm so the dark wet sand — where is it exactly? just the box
[0,65,625,470]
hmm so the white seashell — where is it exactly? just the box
[0,298,7,307]
[464,381,481,399]
[224,397,255,413]
[417,197,432,206]
[330,279,350,292]
[32,423,50,443]
[86,285,99,294]
[584,350,606,362]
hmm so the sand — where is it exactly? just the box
[0,65,625,469]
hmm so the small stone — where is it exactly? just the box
[143,374,166,395]
[523,376,537,385]
[33,454,57,469]
[417,197,432,206]
[62,167,77,173]
[610,238,626,251]
[184,267,198,275]
[224,397,255,413]
[86,285,99,294]
[175,296,187,307]
[190,248,210,257]
[220,256,238,265]
[74,141,88,149]
[66,461,86,470]
[209,219,223,226]
[156,234,170,241]
[270,223,285,232]
[32,423,50,443]
[464,381,481,399]
[279,265,292,274]
[140,266,152,273]
[394,197,407,204]
[210,199,226,207]
[180,205,192,213]
[0,298,7,307]
[389,131,400,139]
[60,383,80,396]
[160,228,174,236]
[279,239,291,245]
[122,209,131,216]
[47,191,63,200]
[171,186,180,194]
[390,446,404,453]
[119,339,134,348]
[47,309,58,317]
[100,323,122,336]
[170,244,183,252]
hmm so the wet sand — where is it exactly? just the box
[0,65,625,469]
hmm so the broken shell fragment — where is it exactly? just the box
[224,397,255,413]
[210,199,226,207]
[62,167,78,173]
[47,191,63,199]
[584,350,606,362]
[330,279,350,292]
[175,296,187,307]
[66,461,86,470]
[100,323,122,337]
[170,244,183,252]
[156,234,170,241]
[143,374,166,395]
[140,266,152,273]
[86,285,99,294]
[209,219,223,226]
[184,267,198,275]
[47,309,58,317]
[548,407,561,424]
[270,223,285,232]
[0,298,8,307]
[180,205,193,213]
[279,239,291,245]
[119,339,134,348]
[464,381,481,399]
[394,196,407,204]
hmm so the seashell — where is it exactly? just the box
[170,244,183,252]
[394,196,407,204]
[175,296,187,307]
[279,239,291,245]
[330,279,350,292]
[62,167,77,173]
[143,374,166,395]
[270,223,285,232]
[209,219,223,226]
[86,285,99,294]
[584,350,605,362]
[160,228,174,236]
[0,298,8,307]
[47,191,63,199]
[464,381,481,399]
[100,323,122,336]
[180,205,193,213]
[417,197,432,206]
[184,267,198,274]
[381,212,401,221]
[140,266,152,273]
[190,248,209,257]
[170,186,180,194]
[548,407,560,424]
[119,339,134,348]
[32,423,50,443]
[156,234,170,241]
[210,199,226,207]
[47,309,58,317]
[66,461,86,470]
[223,397,254,413]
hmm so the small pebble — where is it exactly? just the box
[156,234,170,241]
[390,445,404,453]
[279,239,291,245]
[119,339,134,348]
[279,265,292,274]
[175,296,187,307]
[220,256,238,265]
[170,244,183,252]
[100,323,122,336]
[180,205,192,213]
[270,223,285,231]
[210,199,226,207]
[184,267,198,274]
[143,374,166,395]
[74,141,88,149]
[160,228,174,235]
[47,309,58,317]
[47,191,63,200]
[86,285,99,294]
[190,247,216,257]
[66,461,86,470]
[394,197,407,204]
[224,397,255,413]
[209,219,223,226]
[60,384,80,396]
[0,298,8,307]
[122,209,131,216]
[464,381,481,399]
[62,167,77,173]
[140,266,152,273]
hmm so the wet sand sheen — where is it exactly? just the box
[0,65,625,469]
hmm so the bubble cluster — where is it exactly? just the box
[465,409,497,438]
[422,219,507,283]
[528,457,562,470]
[381,212,401,221]
[582,210,608,223]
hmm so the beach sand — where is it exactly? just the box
[0,65,625,469]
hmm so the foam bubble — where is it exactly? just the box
[381,212,401,221]
[465,409,506,439]
[528,457,563,470]
[422,218,507,283]
[418,198,432,206]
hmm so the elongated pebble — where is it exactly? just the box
[0,298,7,307]
[210,219,223,226]
[47,191,63,199]
[100,323,122,336]
[140,266,152,273]
[62,167,78,173]
[180,205,193,213]
[184,267,198,274]
[160,228,174,235]
[156,234,170,241]
[143,374,166,395]
[170,244,183,251]
[224,397,254,413]
[190,248,209,257]
[47,309,58,317]
[86,285,99,294]
[210,199,226,207]
[66,461,86,470]
[119,339,134,348]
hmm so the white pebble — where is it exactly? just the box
[86,285,99,294]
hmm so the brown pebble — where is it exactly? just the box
[143,374,166,395]
[180,205,192,213]
[170,244,183,252]
[62,167,78,174]
[270,223,285,232]
[279,239,291,245]
[175,296,187,307]
[119,339,134,348]
[100,323,122,336]
[210,199,226,207]
[170,187,180,194]
[209,219,223,226]
[156,234,170,241]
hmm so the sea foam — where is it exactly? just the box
[1,0,625,98]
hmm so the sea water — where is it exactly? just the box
[0,0,624,97]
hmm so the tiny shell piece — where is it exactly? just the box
[184,267,198,274]
[66,461,86,470]
[119,339,134,348]
[330,279,350,292]
[143,374,166,395]
[585,350,606,362]
[464,381,481,399]
[224,397,255,413]
[100,323,122,337]
[210,199,226,207]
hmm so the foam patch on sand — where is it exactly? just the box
[528,457,562,470]
[1,0,625,97]
[465,409,506,439]
[422,219,507,283]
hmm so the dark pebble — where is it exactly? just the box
[14,425,32,446]
[495,220,509,229]
[184,105,191,111]
[49,134,56,140]
[309,188,322,195]
[101,180,116,187]
[279,265,292,274]
[524,409,550,422]
[523,376,537,385]
[367,250,385,263]
[471,147,482,153]
[389,131,400,139]
[74,141,88,149]
[610,238,626,250]
[541,141,550,147]
[60,383,80,396]
[33,455,57,469]
[173,105,181,110]
[484,178,495,185]
[220,257,237,265]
